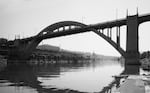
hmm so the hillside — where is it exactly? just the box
[36,44,60,52]
[35,44,119,60]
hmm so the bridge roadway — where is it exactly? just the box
[21,13,150,40]
[6,14,150,64]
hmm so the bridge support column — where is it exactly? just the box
[125,15,140,65]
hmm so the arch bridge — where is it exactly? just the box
[8,14,150,65]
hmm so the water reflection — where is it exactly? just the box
[0,59,124,93]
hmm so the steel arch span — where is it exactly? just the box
[22,21,125,59]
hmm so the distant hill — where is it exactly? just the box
[37,44,89,54]
[36,44,60,51]
[36,44,119,60]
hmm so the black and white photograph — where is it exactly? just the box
[0,0,150,93]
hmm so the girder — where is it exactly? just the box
[138,14,150,24]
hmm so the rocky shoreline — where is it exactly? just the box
[140,58,150,70]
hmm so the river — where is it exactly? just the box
[0,59,125,93]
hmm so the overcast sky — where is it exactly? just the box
[0,0,150,56]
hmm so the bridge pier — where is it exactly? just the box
[125,15,140,65]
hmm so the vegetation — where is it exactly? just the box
[140,51,150,70]
[140,51,150,59]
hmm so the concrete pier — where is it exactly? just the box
[125,15,140,65]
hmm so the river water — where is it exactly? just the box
[0,59,125,93]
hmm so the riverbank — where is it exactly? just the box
[27,44,119,64]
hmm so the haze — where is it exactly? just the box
[0,0,150,56]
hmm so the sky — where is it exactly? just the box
[0,0,150,56]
